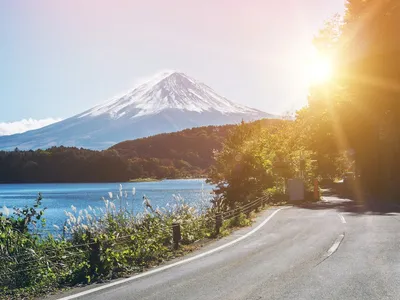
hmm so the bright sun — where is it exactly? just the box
[307,54,333,85]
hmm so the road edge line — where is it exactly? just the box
[58,207,287,300]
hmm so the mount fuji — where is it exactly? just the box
[0,71,278,150]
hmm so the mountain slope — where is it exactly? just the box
[111,118,282,171]
[0,71,278,150]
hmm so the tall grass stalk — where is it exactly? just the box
[0,185,218,299]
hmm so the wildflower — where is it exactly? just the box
[71,205,77,213]
[53,224,60,230]
[132,187,136,196]
[108,192,113,199]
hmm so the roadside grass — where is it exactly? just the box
[0,191,277,299]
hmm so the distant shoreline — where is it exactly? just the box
[0,178,209,184]
[129,177,207,183]
[129,178,161,182]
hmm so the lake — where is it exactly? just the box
[0,179,214,230]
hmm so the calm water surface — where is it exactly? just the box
[0,179,214,229]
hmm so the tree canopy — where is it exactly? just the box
[302,0,400,198]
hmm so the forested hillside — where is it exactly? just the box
[110,124,235,176]
[0,120,279,183]
[0,147,130,183]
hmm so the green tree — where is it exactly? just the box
[208,119,319,209]
[208,121,275,210]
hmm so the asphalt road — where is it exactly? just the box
[57,196,400,300]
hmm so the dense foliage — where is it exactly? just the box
[208,119,327,209]
[111,124,236,179]
[303,0,400,198]
[112,125,234,167]
[0,147,130,183]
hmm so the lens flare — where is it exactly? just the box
[307,53,333,85]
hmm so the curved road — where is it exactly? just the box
[56,196,400,300]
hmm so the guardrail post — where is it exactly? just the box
[172,222,181,250]
[245,203,251,217]
[88,231,101,278]
[215,213,222,235]
[255,198,261,212]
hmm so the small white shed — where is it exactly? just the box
[287,179,305,201]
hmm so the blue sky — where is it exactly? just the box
[0,0,345,134]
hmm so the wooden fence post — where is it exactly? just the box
[88,231,101,277]
[215,213,222,235]
[245,203,251,218]
[255,198,261,213]
[172,223,181,250]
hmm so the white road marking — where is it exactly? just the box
[58,207,287,300]
[326,233,345,257]
[338,213,346,224]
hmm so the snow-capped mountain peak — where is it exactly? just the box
[0,71,277,150]
[78,71,261,120]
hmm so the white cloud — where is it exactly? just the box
[0,118,62,136]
